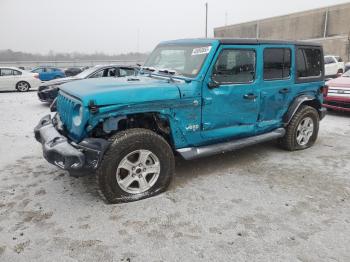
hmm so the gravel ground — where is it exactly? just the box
[0,92,350,262]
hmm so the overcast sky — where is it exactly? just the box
[0,0,349,54]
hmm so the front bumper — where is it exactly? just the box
[323,96,350,112]
[37,87,59,103]
[34,115,110,171]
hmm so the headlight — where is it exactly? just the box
[72,104,83,126]
[48,85,59,90]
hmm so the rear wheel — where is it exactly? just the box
[16,81,30,92]
[280,105,319,151]
[97,128,175,204]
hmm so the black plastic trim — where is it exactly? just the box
[283,95,325,125]
[177,128,285,160]
[34,115,110,171]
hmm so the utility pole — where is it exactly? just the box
[137,29,140,52]
[137,29,140,64]
[205,2,208,38]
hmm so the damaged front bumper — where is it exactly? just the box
[34,114,110,172]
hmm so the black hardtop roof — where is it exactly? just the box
[217,38,321,47]
[160,38,322,47]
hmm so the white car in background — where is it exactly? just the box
[0,67,41,92]
[324,55,345,78]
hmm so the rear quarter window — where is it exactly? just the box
[296,46,323,83]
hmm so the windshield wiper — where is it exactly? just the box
[141,66,156,72]
[158,68,177,75]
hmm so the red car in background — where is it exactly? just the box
[323,70,350,112]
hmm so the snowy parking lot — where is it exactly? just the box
[1,91,350,261]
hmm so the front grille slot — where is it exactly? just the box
[56,93,78,130]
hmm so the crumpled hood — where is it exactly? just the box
[59,76,181,106]
[41,76,81,87]
[326,76,350,88]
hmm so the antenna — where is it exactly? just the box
[205,3,208,38]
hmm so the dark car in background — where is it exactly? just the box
[64,67,83,77]
[37,65,138,103]
[31,66,65,81]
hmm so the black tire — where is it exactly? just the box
[16,81,30,92]
[280,105,319,151]
[97,128,175,204]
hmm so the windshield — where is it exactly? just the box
[342,70,350,77]
[75,67,101,78]
[143,44,212,78]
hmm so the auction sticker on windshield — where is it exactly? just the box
[192,46,212,56]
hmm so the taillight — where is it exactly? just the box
[33,73,39,79]
[321,85,328,97]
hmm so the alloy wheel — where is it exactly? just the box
[296,117,314,146]
[116,149,161,194]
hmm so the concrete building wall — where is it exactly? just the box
[214,2,350,61]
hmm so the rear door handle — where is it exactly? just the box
[243,93,257,100]
[279,88,290,94]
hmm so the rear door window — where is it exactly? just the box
[263,48,291,80]
[0,69,13,76]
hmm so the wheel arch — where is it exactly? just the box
[91,111,184,150]
[283,94,323,126]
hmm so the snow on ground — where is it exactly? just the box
[0,91,350,261]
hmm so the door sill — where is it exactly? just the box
[177,128,285,160]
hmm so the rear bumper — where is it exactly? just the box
[34,115,110,171]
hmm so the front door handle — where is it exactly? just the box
[279,88,290,94]
[243,93,257,100]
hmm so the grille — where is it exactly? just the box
[56,92,79,130]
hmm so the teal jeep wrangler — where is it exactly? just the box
[35,38,326,203]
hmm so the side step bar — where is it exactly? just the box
[176,128,286,160]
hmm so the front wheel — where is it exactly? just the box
[280,105,319,151]
[97,128,175,204]
[16,81,30,92]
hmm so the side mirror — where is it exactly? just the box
[208,79,220,89]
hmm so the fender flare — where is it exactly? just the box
[91,111,188,149]
[283,94,322,125]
